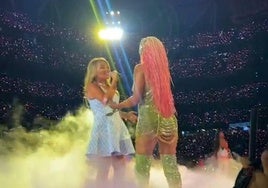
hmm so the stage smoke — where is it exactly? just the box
[0,106,242,188]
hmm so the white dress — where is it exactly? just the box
[86,93,135,157]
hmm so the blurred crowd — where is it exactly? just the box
[1,72,267,125]
[0,11,267,131]
[0,74,80,99]
[174,82,267,104]
[177,128,268,167]
[0,11,267,170]
[163,18,268,50]
[170,49,253,78]
[0,12,89,42]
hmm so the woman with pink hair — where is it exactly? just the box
[110,36,182,188]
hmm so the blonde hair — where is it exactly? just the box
[140,36,176,117]
[83,57,110,95]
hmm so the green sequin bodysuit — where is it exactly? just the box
[136,87,178,143]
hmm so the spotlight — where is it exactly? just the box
[98,27,123,40]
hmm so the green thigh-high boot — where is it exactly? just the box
[161,154,182,188]
[135,154,152,187]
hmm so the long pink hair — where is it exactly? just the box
[140,36,176,117]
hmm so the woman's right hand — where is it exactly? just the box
[110,71,119,83]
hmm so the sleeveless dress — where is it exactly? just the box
[86,92,135,157]
[136,85,178,143]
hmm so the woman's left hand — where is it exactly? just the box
[108,101,119,109]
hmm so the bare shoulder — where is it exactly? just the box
[86,83,101,98]
[134,64,143,73]
[87,82,99,91]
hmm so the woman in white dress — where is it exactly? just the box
[83,57,136,187]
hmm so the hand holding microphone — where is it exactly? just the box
[109,70,119,83]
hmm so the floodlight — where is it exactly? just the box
[98,27,123,40]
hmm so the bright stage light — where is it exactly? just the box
[98,27,123,40]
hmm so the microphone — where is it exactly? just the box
[109,70,121,78]
[109,70,120,83]
[109,70,120,76]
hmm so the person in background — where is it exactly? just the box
[213,130,232,173]
[83,57,136,187]
[110,36,182,188]
[233,146,268,188]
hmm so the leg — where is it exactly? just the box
[95,157,112,188]
[135,135,157,188]
[111,155,126,187]
[159,138,182,188]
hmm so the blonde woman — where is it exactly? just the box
[84,57,136,187]
[110,37,182,188]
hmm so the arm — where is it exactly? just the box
[103,74,118,103]
[115,64,145,109]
